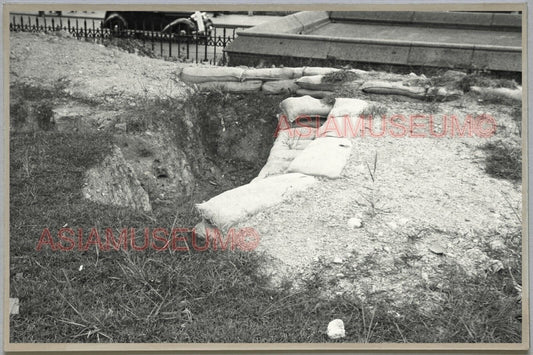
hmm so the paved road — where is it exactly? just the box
[11,11,280,28]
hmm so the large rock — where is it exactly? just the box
[83,145,152,211]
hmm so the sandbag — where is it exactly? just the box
[295,89,335,99]
[361,80,427,99]
[196,173,317,228]
[470,86,522,102]
[279,95,333,123]
[261,79,300,94]
[288,137,352,179]
[196,80,262,93]
[180,66,244,83]
[255,127,316,180]
[242,67,303,81]
[317,98,369,138]
[296,75,335,91]
[329,98,369,118]
[302,67,341,76]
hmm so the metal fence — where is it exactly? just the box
[9,13,247,65]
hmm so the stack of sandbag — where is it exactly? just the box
[302,67,342,76]
[317,98,369,138]
[180,66,244,83]
[361,80,427,99]
[196,80,263,93]
[469,86,522,102]
[196,173,317,229]
[295,75,335,98]
[180,66,264,93]
[279,95,333,123]
[287,137,352,179]
[242,67,304,81]
[254,127,316,181]
[261,79,300,94]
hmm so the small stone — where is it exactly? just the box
[336,273,345,278]
[489,239,506,251]
[332,257,343,264]
[9,298,19,315]
[428,242,445,255]
[488,259,504,273]
[347,217,362,229]
[327,319,346,339]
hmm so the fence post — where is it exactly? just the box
[151,20,155,52]
[168,31,172,58]
[213,27,217,65]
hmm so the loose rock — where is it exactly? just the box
[327,319,346,339]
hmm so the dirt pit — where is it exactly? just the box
[10,80,288,214]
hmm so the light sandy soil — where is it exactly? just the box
[9,31,189,104]
[10,31,523,308]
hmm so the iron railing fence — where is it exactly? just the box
[9,13,247,65]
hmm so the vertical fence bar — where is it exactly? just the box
[75,19,78,38]
[151,20,155,52]
[142,19,145,46]
[168,30,172,58]
[204,33,208,62]
[159,23,163,58]
[177,29,181,58]
[195,34,198,63]
[222,28,227,64]
[186,34,189,59]
[20,16,23,31]
[51,18,55,32]
[84,19,87,39]
[213,27,217,65]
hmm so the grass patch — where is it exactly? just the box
[9,82,522,344]
[360,104,388,119]
[322,70,358,84]
[480,137,521,181]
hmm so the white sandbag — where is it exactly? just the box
[296,75,335,91]
[288,137,352,179]
[279,95,333,123]
[295,88,335,99]
[470,86,522,102]
[317,98,370,138]
[242,67,303,81]
[361,80,426,99]
[329,98,370,118]
[196,173,317,228]
[196,80,262,93]
[255,127,316,180]
[261,79,300,94]
[180,66,244,83]
[303,67,341,76]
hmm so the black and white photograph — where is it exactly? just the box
[4,2,527,352]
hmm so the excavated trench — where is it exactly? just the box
[10,85,288,222]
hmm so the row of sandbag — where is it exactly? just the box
[196,97,370,229]
[179,66,359,97]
